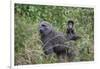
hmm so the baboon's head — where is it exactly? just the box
[39,21,53,36]
[67,20,74,29]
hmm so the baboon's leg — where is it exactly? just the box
[57,53,68,62]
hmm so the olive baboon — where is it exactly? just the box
[39,20,77,62]
[66,20,80,41]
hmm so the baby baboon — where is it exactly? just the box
[39,20,76,62]
[66,20,80,41]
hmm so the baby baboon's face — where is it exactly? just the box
[67,20,74,29]
[39,21,53,36]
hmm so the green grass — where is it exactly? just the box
[14,4,94,65]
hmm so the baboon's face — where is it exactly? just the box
[39,21,53,36]
[67,20,74,29]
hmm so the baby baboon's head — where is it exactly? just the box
[67,20,74,29]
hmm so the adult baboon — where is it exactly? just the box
[39,20,77,62]
[66,20,80,41]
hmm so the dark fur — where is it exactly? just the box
[66,20,80,41]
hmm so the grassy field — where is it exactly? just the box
[14,4,94,65]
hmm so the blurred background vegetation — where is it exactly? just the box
[14,4,94,65]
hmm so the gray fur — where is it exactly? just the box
[39,20,77,62]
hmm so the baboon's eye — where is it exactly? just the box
[42,24,46,27]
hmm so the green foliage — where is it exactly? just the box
[14,4,94,65]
